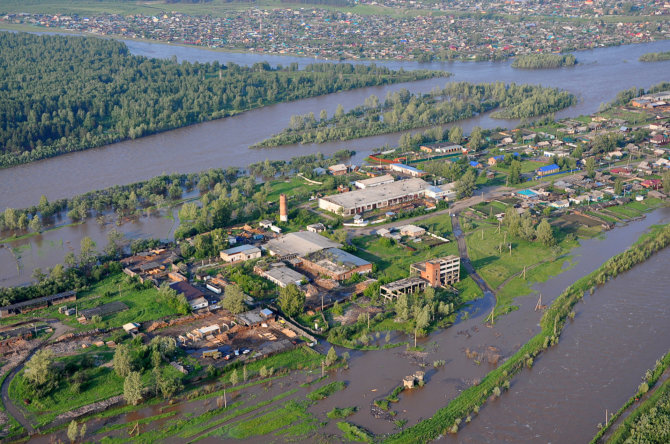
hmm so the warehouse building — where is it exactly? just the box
[300,247,372,280]
[318,178,431,215]
[264,231,342,260]
[354,174,395,189]
[220,244,262,263]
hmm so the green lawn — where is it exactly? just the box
[0,272,184,330]
[419,214,454,236]
[453,275,484,303]
[465,224,578,290]
[495,256,573,314]
[266,177,322,202]
[9,351,124,428]
[352,235,459,282]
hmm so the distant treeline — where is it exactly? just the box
[256,82,576,147]
[511,53,577,69]
[0,32,444,168]
[639,51,670,62]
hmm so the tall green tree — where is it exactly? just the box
[113,344,135,377]
[585,157,596,178]
[456,169,476,198]
[278,284,305,317]
[223,284,247,314]
[536,219,555,246]
[123,371,143,406]
[449,126,463,144]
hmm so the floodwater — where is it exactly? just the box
[0,37,669,209]
[1,37,669,287]
[309,207,670,437]
[452,243,670,443]
[0,208,179,288]
[29,207,670,443]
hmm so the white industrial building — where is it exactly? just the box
[318,178,431,215]
[354,174,395,189]
[264,231,342,260]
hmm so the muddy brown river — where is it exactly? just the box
[1,38,670,287]
[1,37,669,210]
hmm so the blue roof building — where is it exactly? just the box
[390,163,426,177]
[537,163,560,176]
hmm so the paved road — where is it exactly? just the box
[1,320,72,435]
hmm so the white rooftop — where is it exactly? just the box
[321,178,430,209]
[265,231,341,258]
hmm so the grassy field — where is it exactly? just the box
[465,224,578,290]
[9,351,123,428]
[0,0,447,19]
[352,235,459,283]
[0,272,181,330]
[495,256,573,314]
[266,177,322,202]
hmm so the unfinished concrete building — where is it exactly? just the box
[379,277,428,301]
[410,255,461,287]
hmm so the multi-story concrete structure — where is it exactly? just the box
[379,277,428,301]
[410,255,461,287]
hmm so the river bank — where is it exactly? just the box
[17,207,670,443]
[1,38,669,210]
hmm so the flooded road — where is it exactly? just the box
[0,38,669,209]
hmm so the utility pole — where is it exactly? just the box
[367,312,370,329]
[523,266,526,279]
[509,243,512,256]
[322,360,325,377]
[224,386,227,408]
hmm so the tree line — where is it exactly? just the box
[639,51,670,62]
[255,82,576,147]
[0,32,443,168]
[511,53,577,69]
[0,152,352,238]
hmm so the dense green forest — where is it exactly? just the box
[255,82,576,147]
[511,53,577,69]
[639,51,670,62]
[0,32,444,168]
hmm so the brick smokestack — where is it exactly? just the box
[279,193,288,222]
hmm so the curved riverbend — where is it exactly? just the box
[0,39,669,209]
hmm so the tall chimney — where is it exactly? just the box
[279,193,288,222]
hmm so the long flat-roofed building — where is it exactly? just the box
[264,231,342,260]
[319,178,431,216]
[354,174,395,189]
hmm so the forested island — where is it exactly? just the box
[0,32,446,168]
[639,51,670,62]
[511,53,577,69]
[255,82,576,147]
